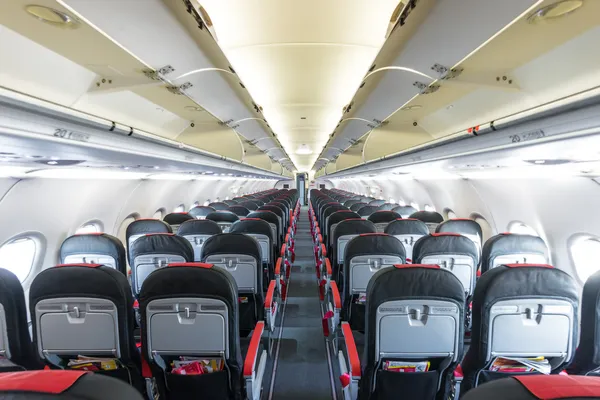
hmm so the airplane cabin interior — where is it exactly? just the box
[0,0,600,399]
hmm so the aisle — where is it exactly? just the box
[268,207,336,399]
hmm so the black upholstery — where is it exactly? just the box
[163,213,194,226]
[125,219,172,262]
[356,206,378,218]
[208,202,230,211]
[188,206,216,219]
[342,234,406,331]
[360,265,465,399]
[205,211,240,224]
[367,211,401,225]
[461,264,579,393]
[202,234,264,332]
[392,205,418,217]
[384,218,429,236]
[409,211,444,224]
[140,264,244,400]
[436,219,482,242]
[29,264,143,390]
[0,269,39,370]
[330,219,376,269]
[376,203,395,211]
[569,269,600,375]
[177,219,222,236]
[59,233,126,275]
[367,200,385,207]
[481,233,549,274]
[228,206,251,217]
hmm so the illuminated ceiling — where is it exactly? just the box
[200,0,401,172]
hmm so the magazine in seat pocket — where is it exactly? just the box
[373,360,439,400]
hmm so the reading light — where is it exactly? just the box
[527,0,583,23]
[47,161,58,165]
[25,5,80,28]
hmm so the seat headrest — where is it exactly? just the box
[177,219,222,236]
[367,210,401,224]
[572,269,600,371]
[357,205,379,217]
[202,233,262,262]
[208,202,230,211]
[391,205,418,216]
[333,219,377,240]
[436,219,482,239]
[188,206,216,218]
[409,211,444,223]
[126,219,172,239]
[230,219,273,240]
[384,219,429,235]
[59,233,126,274]
[345,234,406,264]
[475,264,578,312]
[205,211,240,223]
[349,202,367,212]
[140,262,237,306]
[238,201,259,210]
[247,211,279,225]
[377,203,395,211]
[163,212,194,226]
[227,206,251,216]
[129,234,194,261]
[30,264,132,309]
[258,205,284,218]
[481,233,549,273]
[368,264,465,305]
[413,233,480,264]
[328,210,360,223]
[368,200,385,206]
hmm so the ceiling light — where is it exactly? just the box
[296,144,313,155]
[25,5,80,28]
[527,0,583,23]
[47,161,58,165]
[153,166,160,169]
[401,105,422,111]
[534,160,546,164]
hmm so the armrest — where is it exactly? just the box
[243,321,267,400]
[275,257,288,300]
[330,281,341,310]
[243,321,265,377]
[322,281,342,337]
[264,280,278,331]
[280,244,287,258]
[324,258,333,279]
[341,322,361,379]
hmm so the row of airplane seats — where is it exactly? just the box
[0,189,300,400]
[308,188,599,399]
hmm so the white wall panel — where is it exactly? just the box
[330,176,600,280]
[0,177,275,288]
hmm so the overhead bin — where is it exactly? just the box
[314,0,540,171]
[40,0,293,171]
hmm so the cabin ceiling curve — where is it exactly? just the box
[199,0,402,172]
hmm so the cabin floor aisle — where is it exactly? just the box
[269,207,335,399]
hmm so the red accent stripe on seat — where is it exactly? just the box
[394,264,440,269]
[515,375,600,399]
[168,263,213,268]
[505,264,553,269]
[431,233,461,237]
[55,264,102,268]
[358,233,389,237]
[0,371,87,393]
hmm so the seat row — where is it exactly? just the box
[309,188,600,400]
[1,370,600,399]
[0,189,300,399]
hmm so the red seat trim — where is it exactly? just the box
[0,371,87,393]
[168,263,213,268]
[515,375,600,399]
